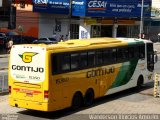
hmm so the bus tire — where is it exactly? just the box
[84,89,94,107]
[137,75,144,89]
[71,92,83,110]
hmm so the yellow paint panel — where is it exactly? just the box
[49,63,122,110]
[99,64,122,96]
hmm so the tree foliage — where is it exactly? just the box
[152,7,160,16]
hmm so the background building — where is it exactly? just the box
[146,0,160,42]
[0,0,39,38]
[33,0,151,40]
[0,0,153,40]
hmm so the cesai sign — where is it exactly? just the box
[72,0,151,18]
[88,1,107,9]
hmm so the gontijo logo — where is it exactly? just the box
[88,0,107,10]
[19,52,38,63]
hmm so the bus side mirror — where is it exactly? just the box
[154,50,158,63]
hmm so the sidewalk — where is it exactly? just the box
[0,53,9,71]
[0,54,9,58]
[0,48,9,58]
[154,42,160,53]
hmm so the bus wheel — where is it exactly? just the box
[137,76,144,89]
[84,89,94,107]
[71,92,83,110]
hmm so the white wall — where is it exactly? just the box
[39,13,70,40]
[79,20,91,39]
[152,0,160,8]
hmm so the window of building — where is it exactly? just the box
[91,25,101,38]
[70,24,79,39]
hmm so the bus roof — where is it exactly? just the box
[48,37,145,51]
[14,37,149,53]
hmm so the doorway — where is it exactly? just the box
[117,26,127,37]
[101,25,112,37]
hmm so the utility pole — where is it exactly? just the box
[0,0,16,29]
[139,0,144,39]
[8,0,16,29]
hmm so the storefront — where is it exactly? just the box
[32,0,151,39]
[81,19,140,38]
[144,18,160,42]
[33,0,73,40]
[74,0,151,39]
[0,1,39,38]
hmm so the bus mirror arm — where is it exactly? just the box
[155,55,158,63]
[154,51,158,63]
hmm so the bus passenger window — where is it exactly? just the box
[88,51,95,66]
[62,55,70,71]
[80,52,87,67]
[52,54,59,74]
[103,49,111,64]
[134,46,139,58]
[139,45,145,59]
[117,48,123,61]
[128,47,134,59]
[71,53,79,70]
[123,48,129,60]
[111,49,117,62]
[96,51,103,65]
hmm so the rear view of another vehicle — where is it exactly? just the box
[8,45,50,111]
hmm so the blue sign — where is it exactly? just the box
[33,0,70,15]
[72,0,151,18]
[72,0,86,16]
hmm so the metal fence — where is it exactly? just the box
[0,71,8,93]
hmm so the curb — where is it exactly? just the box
[0,92,8,96]
[0,68,8,71]
[0,55,9,58]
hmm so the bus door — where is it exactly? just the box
[146,43,154,81]
[147,43,154,72]
[99,70,108,96]
[95,50,110,97]
[99,49,117,96]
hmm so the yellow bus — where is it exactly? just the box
[8,37,155,111]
